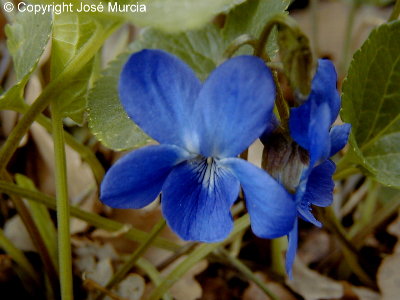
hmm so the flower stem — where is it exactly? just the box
[148,215,250,300]
[51,103,73,300]
[136,258,173,300]
[254,14,295,124]
[318,206,376,288]
[96,219,166,300]
[217,248,280,300]
[223,34,258,59]
[0,181,180,251]
[333,166,359,181]
[0,173,59,294]
[0,228,38,284]
[333,151,359,180]
[351,195,400,248]
[348,179,378,237]
[270,237,286,277]
[389,0,400,21]
[83,279,126,300]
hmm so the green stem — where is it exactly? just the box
[16,174,59,271]
[319,195,400,273]
[229,229,244,257]
[136,258,172,300]
[97,219,166,300]
[255,14,300,58]
[348,179,378,237]
[148,215,250,300]
[254,51,289,125]
[0,228,38,283]
[0,173,59,294]
[273,71,290,126]
[217,248,280,300]
[223,34,258,59]
[51,103,73,300]
[0,181,180,251]
[389,0,400,21]
[333,151,359,180]
[333,166,359,181]
[340,1,359,75]
[0,22,120,172]
[270,237,286,277]
[254,14,294,124]
[318,207,376,288]
[352,196,400,248]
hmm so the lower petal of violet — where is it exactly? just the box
[101,144,190,209]
[221,158,297,239]
[302,159,336,208]
[308,59,341,124]
[161,157,240,242]
[297,205,322,227]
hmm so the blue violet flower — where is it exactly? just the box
[261,59,350,277]
[100,49,297,242]
[286,59,351,276]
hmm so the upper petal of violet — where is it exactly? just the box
[193,56,276,158]
[308,59,341,124]
[119,49,201,151]
[289,59,341,156]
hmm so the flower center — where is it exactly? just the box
[192,156,218,191]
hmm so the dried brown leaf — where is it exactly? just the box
[378,253,400,300]
[285,259,377,300]
[243,272,296,300]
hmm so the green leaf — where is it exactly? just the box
[51,59,96,124]
[6,12,52,82]
[31,0,245,32]
[88,53,151,151]
[119,0,245,32]
[222,0,290,56]
[341,21,400,188]
[0,11,52,111]
[51,14,98,77]
[50,14,99,122]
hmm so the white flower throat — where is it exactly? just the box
[193,156,218,190]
